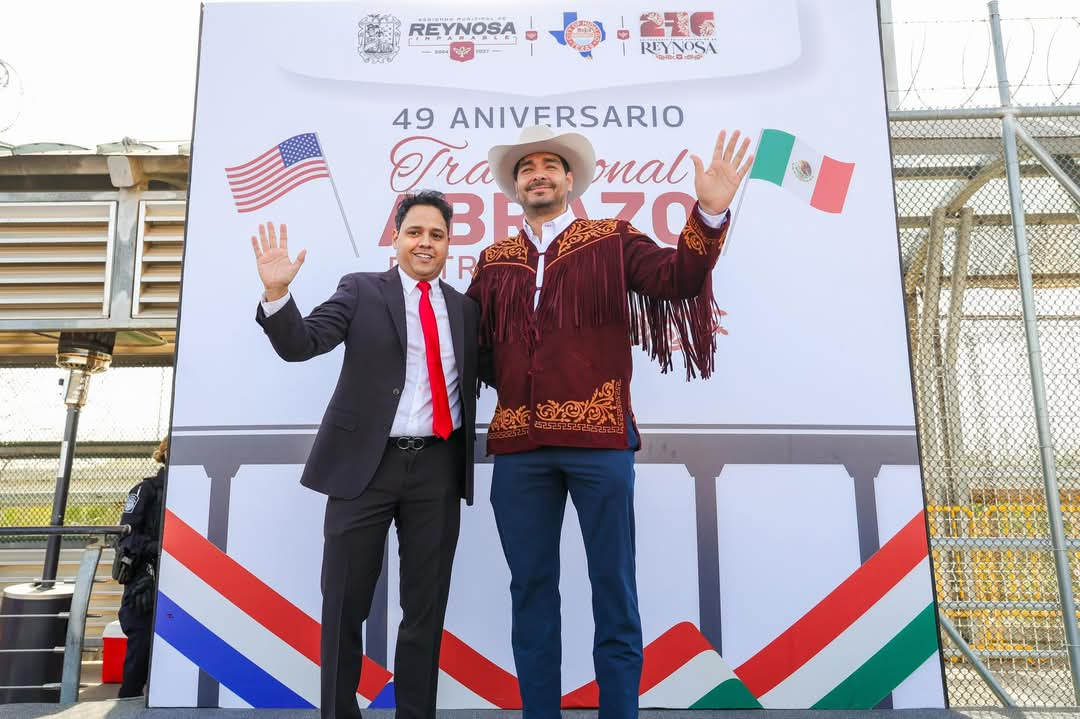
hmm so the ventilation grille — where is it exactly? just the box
[133,201,185,317]
[0,202,115,320]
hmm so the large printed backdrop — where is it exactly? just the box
[153,0,946,710]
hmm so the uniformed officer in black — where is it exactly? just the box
[115,437,167,698]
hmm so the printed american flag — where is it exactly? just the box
[224,133,330,213]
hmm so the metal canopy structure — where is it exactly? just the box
[0,145,189,364]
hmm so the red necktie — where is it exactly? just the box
[417,281,452,439]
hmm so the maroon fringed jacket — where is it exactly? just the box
[466,204,727,455]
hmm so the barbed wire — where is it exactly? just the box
[886,16,1080,25]
[894,17,1080,109]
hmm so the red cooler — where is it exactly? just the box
[102,620,127,683]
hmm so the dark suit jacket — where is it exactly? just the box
[255,267,480,504]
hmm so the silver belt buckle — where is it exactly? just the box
[396,436,425,451]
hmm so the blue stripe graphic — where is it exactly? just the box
[154,592,313,708]
[369,681,396,708]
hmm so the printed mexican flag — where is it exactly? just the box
[749,129,855,213]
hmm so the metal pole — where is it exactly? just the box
[943,208,974,458]
[314,131,359,258]
[1013,123,1080,208]
[879,0,900,111]
[988,1,1080,703]
[0,526,129,538]
[40,397,82,588]
[938,609,1017,706]
[916,208,946,461]
[42,332,114,589]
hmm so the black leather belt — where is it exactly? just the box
[388,435,441,451]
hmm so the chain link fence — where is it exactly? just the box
[893,109,1080,705]
[0,365,173,532]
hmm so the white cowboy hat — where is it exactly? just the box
[488,125,596,203]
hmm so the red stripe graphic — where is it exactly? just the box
[164,512,725,707]
[809,155,855,213]
[639,622,712,694]
[734,511,929,696]
[163,506,926,708]
[562,621,714,707]
[439,630,522,708]
[162,510,392,700]
[561,677,600,707]
[437,622,717,707]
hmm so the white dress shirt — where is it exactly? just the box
[260,266,462,436]
[520,206,730,309]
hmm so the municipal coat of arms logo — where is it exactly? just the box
[358,14,401,63]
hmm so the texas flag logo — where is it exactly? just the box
[550,12,606,58]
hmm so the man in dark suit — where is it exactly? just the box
[251,190,479,719]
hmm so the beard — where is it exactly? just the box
[525,194,560,211]
[520,184,564,212]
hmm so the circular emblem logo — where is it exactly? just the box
[564,19,602,53]
[0,59,24,133]
[791,159,814,182]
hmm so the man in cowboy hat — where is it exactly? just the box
[466,125,752,719]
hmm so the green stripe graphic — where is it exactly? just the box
[811,603,938,709]
[749,129,795,185]
[691,678,762,709]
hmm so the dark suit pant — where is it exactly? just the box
[491,447,643,719]
[320,436,462,719]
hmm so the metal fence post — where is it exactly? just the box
[988,1,1080,704]
[59,544,102,703]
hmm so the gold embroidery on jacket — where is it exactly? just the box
[484,236,529,264]
[534,379,624,434]
[554,220,620,260]
[489,403,530,439]
[683,214,710,256]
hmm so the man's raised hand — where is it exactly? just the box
[691,130,754,216]
[251,222,306,302]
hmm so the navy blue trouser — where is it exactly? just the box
[118,603,152,698]
[491,446,643,719]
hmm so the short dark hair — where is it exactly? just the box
[513,153,570,179]
[394,190,453,231]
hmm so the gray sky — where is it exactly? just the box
[1,0,1078,148]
